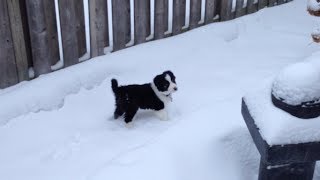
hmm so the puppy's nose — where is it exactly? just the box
[174,87,178,91]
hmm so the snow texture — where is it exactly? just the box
[308,0,320,11]
[272,61,320,105]
[245,79,320,145]
[1,0,320,180]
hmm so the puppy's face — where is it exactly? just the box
[153,71,178,96]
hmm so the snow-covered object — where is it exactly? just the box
[312,28,320,43]
[245,81,320,145]
[308,0,320,16]
[272,62,320,106]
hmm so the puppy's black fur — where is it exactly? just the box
[111,71,176,124]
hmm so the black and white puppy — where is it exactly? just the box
[111,71,178,127]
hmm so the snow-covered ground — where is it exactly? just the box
[1,1,320,180]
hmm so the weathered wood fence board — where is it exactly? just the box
[0,0,18,88]
[134,0,151,44]
[258,0,268,10]
[43,0,60,65]
[59,0,79,67]
[268,0,277,6]
[7,0,29,81]
[26,0,52,76]
[247,0,258,14]
[220,0,233,21]
[173,0,186,35]
[89,0,109,57]
[154,0,168,39]
[235,0,246,18]
[205,0,216,24]
[18,0,33,68]
[112,0,131,51]
[190,0,202,29]
[0,0,293,89]
[75,1,87,58]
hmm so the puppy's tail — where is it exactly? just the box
[111,79,119,93]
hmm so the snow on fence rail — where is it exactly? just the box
[0,0,291,89]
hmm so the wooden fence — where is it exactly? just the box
[0,0,291,89]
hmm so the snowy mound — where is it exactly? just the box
[308,0,320,11]
[245,81,320,145]
[272,62,320,106]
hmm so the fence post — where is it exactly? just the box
[134,0,151,44]
[112,0,131,51]
[0,0,18,88]
[25,0,52,76]
[154,0,168,39]
[89,0,109,57]
[59,0,79,67]
[172,0,186,35]
[220,0,232,21]
[190,0,202,29]
[7,0,29,82]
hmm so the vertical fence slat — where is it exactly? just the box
[134,0,151,44]
[235,0,245,18]
[220,0,232,21]
[26,0,52,76]
[268,0,277,6]
[112,0,131,51]
[59,0,79,67]
[258,0,268,10]
[172,0,186,35]
[90,0,109,57]
[75,1,87,57]
[277,0,286,5]
[7,0,29,82]
[0,0,18,88]
[205,0,215,24]
[247,0,257,14]
[190,0,201,29]
[18,0,33,69]
[154,0,168,39]
[43,0,60,65]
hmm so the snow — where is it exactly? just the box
[1,1,320,180]
[272,61,320,105]
[245,80,320,145]
[308,0,320,11]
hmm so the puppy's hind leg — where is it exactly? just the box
[124,106,138,128]
[114,106,124,119]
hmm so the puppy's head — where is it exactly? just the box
[153,71,178,96]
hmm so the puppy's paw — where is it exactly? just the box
[155,110,169,121]
[125,122,134,129]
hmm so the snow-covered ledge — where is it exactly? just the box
[242,60,320,180]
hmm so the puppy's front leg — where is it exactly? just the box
[155,109,168,121]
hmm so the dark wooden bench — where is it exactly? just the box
[241,99,320,180]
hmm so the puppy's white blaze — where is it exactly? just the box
[165,74,177,94]
[155,109,169,121]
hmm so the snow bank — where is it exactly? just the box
[245,80,320,145]
[308,0,320,11]
[272,61,320,105]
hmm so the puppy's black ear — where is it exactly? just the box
[163,70,176,82]
[153,74,167,92]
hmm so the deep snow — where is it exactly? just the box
[1,1,320,180]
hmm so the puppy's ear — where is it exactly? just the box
[153,74,163,86]
[163,70,176,82]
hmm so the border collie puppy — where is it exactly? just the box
[111,71,178,127]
